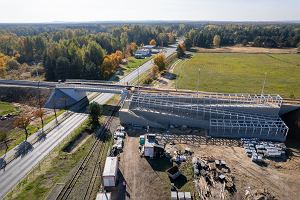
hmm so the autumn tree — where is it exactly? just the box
[0,131,9,154]
[176,43,186,58]
[213,35,221,48]
[0,53,6,78]
[127,42,138,55]
[115,50,123,63]
[34,109,45,133]
[154,53,166,71]
[6,58,20,71]
[14,112,33,141]
[101,51,122,79]
[149,39,157,46]
[101,57,115,79]
[151,64,159,79]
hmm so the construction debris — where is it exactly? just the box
[244,188,277,200]
[167,165,181,180]
[193,157,236,199]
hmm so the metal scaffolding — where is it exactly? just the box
[127,92,288,141]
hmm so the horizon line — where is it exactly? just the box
[0,19,300,24]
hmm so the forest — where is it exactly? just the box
[184,24,300,49]
[0,23,299,81]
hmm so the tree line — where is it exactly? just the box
[0,25,176,80]
[1,23,300,81]
[184,24,300,49]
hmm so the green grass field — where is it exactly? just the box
[174,53,300,98]
[122,56,152,75]
[0,101,17,116]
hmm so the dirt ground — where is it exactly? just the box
[195,46,298,54]
[118,128,300,200]
[167,142,300,200]
[119,130,171,200]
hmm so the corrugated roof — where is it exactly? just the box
[103,157,118,177]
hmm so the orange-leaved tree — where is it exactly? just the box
[154,53,166,72]
[0,53,7,78]
[149,39,157,46]
[14,112,33,141]
[34,108,45,133]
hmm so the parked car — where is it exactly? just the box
[1,116,7,121]
[114,131,125,139]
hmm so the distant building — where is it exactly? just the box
[134,49,151,59]
[143,45,160,54]
[143,45,156,49]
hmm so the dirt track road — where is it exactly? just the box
[120,135,170,200]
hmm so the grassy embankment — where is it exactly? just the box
[174,53,300,98]
[0,108,65,157]
[4,120,93,200]
[0,101,18,116]
[122,56,153,76]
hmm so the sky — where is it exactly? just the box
[1,0,300,23]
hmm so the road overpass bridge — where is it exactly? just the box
[45,82,132,109]
[1,78,300,114]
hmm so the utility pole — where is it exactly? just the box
[197,68,200,97]
[37,81,44,134]
[38,81,41,109]
[138,67,140,91]
[53,91,58,124]
[261,72,267,96]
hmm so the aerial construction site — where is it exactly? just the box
[1,59,300,200]
[0,21,300,200]
[120,91,288,141]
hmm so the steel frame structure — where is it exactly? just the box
[128,92,288,141]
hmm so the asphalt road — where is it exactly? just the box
[0,46,176,199]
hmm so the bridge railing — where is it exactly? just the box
[65,79,116,84]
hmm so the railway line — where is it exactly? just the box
[55,100,121,200]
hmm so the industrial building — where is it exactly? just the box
[120,91,289,142]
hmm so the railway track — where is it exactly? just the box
[56,100,121,200]
[282,98,300,105]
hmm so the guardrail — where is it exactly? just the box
[0,79,56,88]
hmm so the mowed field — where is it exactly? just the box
[173,53,300,98]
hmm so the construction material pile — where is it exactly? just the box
[171,148,193,163]
[241,138,286,162]
[193,157,236,199]
[244,188,277,200]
